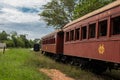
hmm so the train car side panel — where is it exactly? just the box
[41,30,64,54]
[64,39,120,63]
[41,44,56,53]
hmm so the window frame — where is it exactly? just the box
[89,23,96,39]
[81,25,87,40]
[70,30,74,41]
[65,31,70,42]
[75,28,80,40]
[111,15,120,36]
[98,19,108,37]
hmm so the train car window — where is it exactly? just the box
[52,38,55,44]
[44,41,46,44]
[48,39,50,44]
[43,40,45,44]
[45,40,47,44]
[46,40,48,44]
[82,26,87,39]
[70,30,74,41]
[50,39,51,44]
[111,16,120,35]
[48,38,54,44]
[42,41,44,44]
[47,39,49,44]
[75,28,80,40]
[99,20,107,36]
[54,38,55,44]
[66,32,69,41]
[89,23,96,38]
[46,40,47,44]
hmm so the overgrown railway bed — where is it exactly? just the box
[42,53,120,80]
[100,70,120,80]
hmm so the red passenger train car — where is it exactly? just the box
[63,1,120,64]
[41,30,64,54]
[41,1,120,73]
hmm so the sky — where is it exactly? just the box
[0,0,54,40]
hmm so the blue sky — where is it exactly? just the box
[0,0,54,40]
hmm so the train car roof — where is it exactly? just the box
[41,29,63,39]
[63,1,120,28]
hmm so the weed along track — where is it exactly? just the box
[39,69,74,80]
[34,51,120,80]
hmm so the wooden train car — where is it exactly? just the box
[41,30,64,54]
[63,1,120,64]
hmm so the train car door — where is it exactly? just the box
[56,31,64,54]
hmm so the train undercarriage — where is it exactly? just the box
[41,51,120,74]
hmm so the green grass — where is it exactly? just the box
[0,49,119,80]
[31,51,120,80]
[29,51,104,80]
[0,49,50,80]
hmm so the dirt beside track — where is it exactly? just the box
[39,69,75,80]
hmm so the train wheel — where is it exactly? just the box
[90,61,108,74]
[61,56,68,63]
[80,61,90,70]
[54,54,62,62]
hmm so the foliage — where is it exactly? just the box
[0,31,9,42]
[0,31,34,48]
[40,0,77,29]
[4,40,15,47]
[73,0,115,19]
[40,0,115,29]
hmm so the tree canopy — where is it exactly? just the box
[73,0,115,19]
[40,0,77,29]
[0,31,34,48]
[40,0,115,29]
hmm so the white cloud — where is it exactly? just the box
[0,0,51,23]
[0,0,50,8]
[0,0,54,40]
[0,7,41,23]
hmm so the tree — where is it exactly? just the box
[39,0,77,29]
[28,39,34,48]
[0,31,9,42]
[40,0,115,29]
[16,37,25,48]
[20,34,32,48]
[11,31,18,47]
[4,40,15,47]
[34,38,40,43]
[73,0,115,19]
[0,30,34,48]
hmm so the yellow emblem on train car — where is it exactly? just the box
[98,44,105,54]
[46,46,47,50]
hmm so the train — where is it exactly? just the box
[41,1,120,74]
